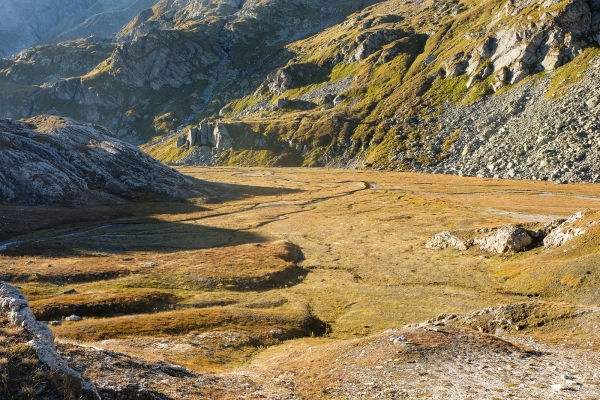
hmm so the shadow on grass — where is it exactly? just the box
[0,181,303,256]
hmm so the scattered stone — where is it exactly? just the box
[122,258,134,261]
[393,337,408,344]
[425,231,468,251]
[144,262,158,267]
[49,321,61,326]
[63,289,77,295]
[551,384,568,391]
[65,315,83,322]
[25,260,33,265]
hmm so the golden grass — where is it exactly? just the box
[30,289,178,321]
[3,167,600,371]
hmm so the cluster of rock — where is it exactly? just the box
[0,282,99,398]
[176,120,234,152]
[426,210,598,254]
[426,225,538,254]
[405,301,587,336]
[543,210,599,248]
[0,115,200,205]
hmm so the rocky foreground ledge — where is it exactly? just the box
[0,115,201,205]
[0,282,99,398]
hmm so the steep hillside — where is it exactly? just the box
[167,0,600,181]
[0,115,200,205]
[0,0,383,143]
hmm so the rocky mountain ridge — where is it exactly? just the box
[2,0,600,183]
[0,0,160,58]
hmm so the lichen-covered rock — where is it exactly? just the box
[425,231,468,251]
[0,115,200,205]
[476,225,533,254]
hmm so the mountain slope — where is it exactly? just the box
[151,0,600,183]
[1,0,600,183]
[0,0,382,143]
[0,0,160,58]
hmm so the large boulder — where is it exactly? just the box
[263,69,294,95]
[477,225,533,254]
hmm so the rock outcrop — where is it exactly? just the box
[425,231,468,251]
[457,0,600,90]
[0,281,99,398]
[425,225,534,254]
[185,120,234,151]
[353,29,402,62]
[0,115,200,205]
[543,210,599,248]
[426,211,598,254]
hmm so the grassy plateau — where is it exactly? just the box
[2,167,600,389]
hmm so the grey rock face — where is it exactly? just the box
[0,282,99,398]
[0,115,199,205]
[261,69,294,95]
[451,0,600,91]
[108,28,222,90]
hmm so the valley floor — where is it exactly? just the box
[2,167,600,398]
